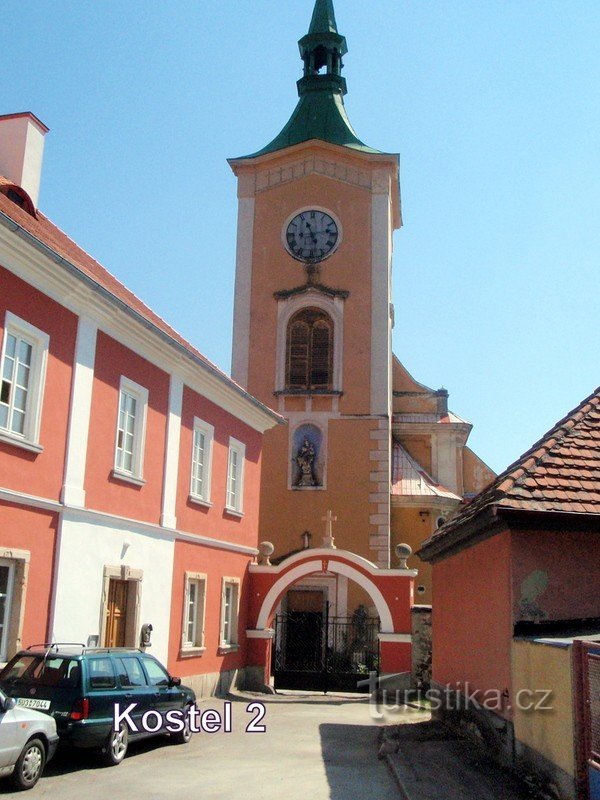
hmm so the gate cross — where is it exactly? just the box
[322,510,337,549]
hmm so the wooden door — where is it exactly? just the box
[105,579,129,647]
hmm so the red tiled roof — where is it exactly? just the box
[419,386,600,557]
[0,183,277,420]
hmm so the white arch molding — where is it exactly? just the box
[255,559,394,632]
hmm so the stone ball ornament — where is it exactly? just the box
[258,541,275,566]
[395,543,413,569]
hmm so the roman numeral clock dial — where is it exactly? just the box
[284,210,340,263]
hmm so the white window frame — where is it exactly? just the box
[113,376,148,482]
[189,417,214,505]
[225,437,246,515]
[0,559,16,663]
[0,312,49,448]
[219,577,240,649]
[181,571,207,654]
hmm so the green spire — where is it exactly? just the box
[237,0,381,159]
[308,0,339,35]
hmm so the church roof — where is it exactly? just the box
[309,0,339,35]
[236,0,385,159]
[0,179,282,427]
[419,386,600,560]
[391,442,461,500]
[393,412,470,426]
[246,92,381,159]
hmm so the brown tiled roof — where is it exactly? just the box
[419,386,600,557]
[0,183,280,423]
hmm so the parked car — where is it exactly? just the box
[0,687,58,790]
[0,646,195,766]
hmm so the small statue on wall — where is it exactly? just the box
[295,437,316,486]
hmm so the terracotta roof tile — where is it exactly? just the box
[419,386,600,557]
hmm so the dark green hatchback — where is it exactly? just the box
[0,646,196,766]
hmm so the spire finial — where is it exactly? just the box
[309,0,339,35]
[298,0,348,96]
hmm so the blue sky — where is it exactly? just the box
[4,1,599,473]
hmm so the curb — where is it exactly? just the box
[384,753,413,800]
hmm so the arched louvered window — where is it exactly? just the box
[286,309,333,391]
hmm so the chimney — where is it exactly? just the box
[0,112,49,208]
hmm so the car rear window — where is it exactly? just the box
[0,655,81,688]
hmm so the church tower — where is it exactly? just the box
[229,0,399,588]
[229,1,494,617]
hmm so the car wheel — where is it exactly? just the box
[101,722,129,766]
[9,737,46,791]
[171,706,193,744]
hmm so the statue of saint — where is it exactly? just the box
[295,437,317,486]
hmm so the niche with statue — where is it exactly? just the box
[292,424,323,488]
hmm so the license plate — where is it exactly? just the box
[16,698,51,710]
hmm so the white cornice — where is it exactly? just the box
[0,217,282,434]
[390,496,461,510]
[0,486,258,556]
[0,486,62,513]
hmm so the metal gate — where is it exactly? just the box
[575,641,600,800]
[273,607,379,693]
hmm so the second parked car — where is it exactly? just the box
[0,687,58,790]
[0,645,196,766]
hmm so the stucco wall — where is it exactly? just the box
[511,529,600,624]
[431,531,513,716]
[511,639,576,782]
[51,512,175,663]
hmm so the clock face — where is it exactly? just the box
[285,210,339,263]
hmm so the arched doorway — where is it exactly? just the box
[246,549,415,693]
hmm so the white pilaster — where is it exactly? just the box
[231,194,255,387]
[61,316,97,507]
[370,170,393,417]
[160,375,183,529]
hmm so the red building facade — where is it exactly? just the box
[0,112,281,695]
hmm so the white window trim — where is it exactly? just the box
[189,417,214,505]
[274,293,345,394]
[112,376,148,481]
[219,577,240,650]
[181,571,207,655]
[0,312,49,448]
[225,436,246,515]
[0,558,16,663]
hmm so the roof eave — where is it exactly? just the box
[417,506,502,563]
[0,210,284,432]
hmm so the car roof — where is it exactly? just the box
[17,645,146,659]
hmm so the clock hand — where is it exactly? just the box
[304,222,318,244]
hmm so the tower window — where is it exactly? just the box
[286,309,333,391]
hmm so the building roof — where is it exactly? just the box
[0,183,282,428]
[308,0,339,35]
[419,386,600,559]
[391,442,461,501]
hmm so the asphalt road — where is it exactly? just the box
[0,691,400,800]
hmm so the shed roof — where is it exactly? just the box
[419,386,600,559]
